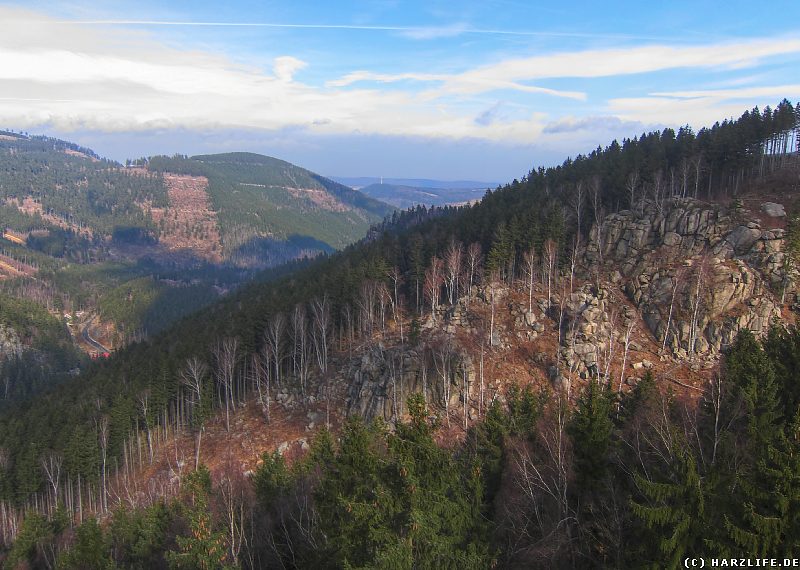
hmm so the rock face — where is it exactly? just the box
[343,343,473,422]
[559,286,633,378]
[585,199,790,357]
[0,324,23,360]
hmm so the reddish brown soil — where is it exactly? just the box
[146,173,223,262]
[286,186,351,212]
[6,196,94,238]
[0,253,36,280]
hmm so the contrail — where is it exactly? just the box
[53,20,682,42]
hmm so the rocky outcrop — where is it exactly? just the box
[342,343,474,422]
[0,324,23,360]
[628,257,778,357]
[585,199,790,357]
[559,285,638,378]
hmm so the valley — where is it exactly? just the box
[0,133,394,401]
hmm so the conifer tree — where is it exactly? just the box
[720,330,800,556]
[631,443,707,569]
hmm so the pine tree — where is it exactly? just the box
[57,518,114,570]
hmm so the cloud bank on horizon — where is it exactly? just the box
[1,1,799,179]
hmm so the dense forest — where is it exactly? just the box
[0,101,798,567]
[0,134,166,237]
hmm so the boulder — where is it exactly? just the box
[761,202,786,218]
[727,225,762,253]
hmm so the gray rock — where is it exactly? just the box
[727,225,762,253]
[761,202,786,217]
[663,232,682,246]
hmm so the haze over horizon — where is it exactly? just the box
[2,0,799,180]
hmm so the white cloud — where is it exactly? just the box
[326,71,586,100]
[608,85,800,127]
[0,7,798,146]
[273,56,307,82]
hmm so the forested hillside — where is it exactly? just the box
[358,181,488,208]
[0,100,798,568]
[0,135,394,408]
[0,132,165,239]
[147,152,393,261]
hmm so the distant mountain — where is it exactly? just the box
[357,182,488,209]
[331,176,499,190]
[329,176,495,208]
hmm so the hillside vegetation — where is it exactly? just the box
[0,101,798,567]
[0,137,394,406]
[147,153,393,258]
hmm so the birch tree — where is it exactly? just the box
[214,338,240,432]
[266,313,286,388]
[41,451,63,506]
[423,256,444,321]
[523,247,537,313]
[466,242,482,301]
[445,240,464,305]
[291,304,310,396]
[181,356,209,469]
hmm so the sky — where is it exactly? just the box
[1,1,799,182]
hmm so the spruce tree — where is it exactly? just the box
[721,330,800,556]
[631,443,707,569]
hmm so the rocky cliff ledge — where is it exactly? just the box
[585,198,793,358]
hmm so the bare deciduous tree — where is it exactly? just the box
[291,305,310,396]
[466,242,483,302]
[97,415,110,511]
[214,338,240,432]
[522,247,538,313]
[432,334,454,427]
[181,356,208,469]
[423,256,444,321]
[542,239,558,311]
[310,296,331,375]
[138,390,155,464]
[387,266,404,342]
[41,451,63,506]
[266,313,286,388]
[626,169,640,212]
[445,240,464,305]
[253,350,271,424]
[619,321,636,399]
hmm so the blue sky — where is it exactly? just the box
[1,1,799,181]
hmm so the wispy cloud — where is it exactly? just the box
[332,37,800,94]
[48,18,681,42]
[608,85,800,126]
[326,71,587,100]
[649,85,800,100]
